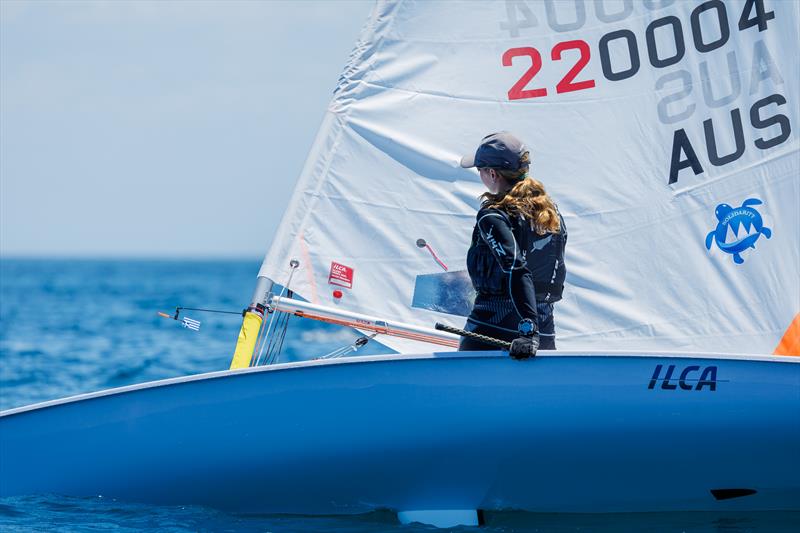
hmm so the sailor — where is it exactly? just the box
[459,132,567,357]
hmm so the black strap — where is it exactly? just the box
[477,285,563,298]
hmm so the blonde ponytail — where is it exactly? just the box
[480,152,561,234]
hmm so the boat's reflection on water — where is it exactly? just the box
[481,510,800,532]
[1,496,798,532]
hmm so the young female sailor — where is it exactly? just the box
[459,132,567,357]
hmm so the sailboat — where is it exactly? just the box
[1,0,798,527]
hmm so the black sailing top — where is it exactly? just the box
[465,206,567,339]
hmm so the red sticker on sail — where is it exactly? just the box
[328,261,354,289]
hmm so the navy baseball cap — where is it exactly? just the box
[460,131,528,171]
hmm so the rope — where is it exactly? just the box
[266,309,291,365]
[273,314,291,362]
[254,265,298,367]
[250,307,275,367]
[434,322,511,349]
[176,306,243,316]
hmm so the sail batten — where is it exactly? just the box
[260,0,799,356]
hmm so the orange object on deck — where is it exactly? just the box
[774,313,800,356]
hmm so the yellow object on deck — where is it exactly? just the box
[229,311,264,369]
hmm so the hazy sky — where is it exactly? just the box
[0,0,373,258]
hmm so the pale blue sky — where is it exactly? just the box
[1,0,373,258]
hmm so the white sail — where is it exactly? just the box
[259,0,799,355]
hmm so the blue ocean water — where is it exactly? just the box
[0,259,797,532]
[0,259,389,412]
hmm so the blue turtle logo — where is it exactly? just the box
[705,198,772,264]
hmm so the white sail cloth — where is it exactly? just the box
[260,0,799,355]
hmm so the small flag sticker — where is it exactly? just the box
[328,261,354,289]
[182,317,201,331]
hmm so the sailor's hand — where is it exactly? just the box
[510,334,539,359]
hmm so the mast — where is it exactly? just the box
[229,275,273,369]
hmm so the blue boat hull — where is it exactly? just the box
[1,352,798,514]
